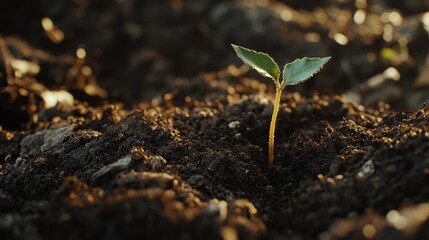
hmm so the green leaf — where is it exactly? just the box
[281,57,331,88]
[231,44,280,83]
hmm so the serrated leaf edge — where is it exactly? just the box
[280,56,331,89]
[231,44,280,84]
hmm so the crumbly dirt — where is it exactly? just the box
[2,1,429,239]
[1,80,429,239]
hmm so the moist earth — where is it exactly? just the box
[2,1,429,239]
[1,82,429,239]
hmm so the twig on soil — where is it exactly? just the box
[0,35,15,83]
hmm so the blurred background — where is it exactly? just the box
[1,0,429,130]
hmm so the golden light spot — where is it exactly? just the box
[82,84,93,94]
[387,210,408,230]
[414,203,429,221]
[41,91,57,108]
[421,12,429,32]
[86,194,95,204]
[227,86,236,95]
[76,48,86,59]
[383,24,394,42]
[281,10,293,22]
[220,226,238,240]
[18,88,29,96]
[164,93,173,101]
[314,10,328,24]
[10,59,40,75]
[335,174,344,180]
[305,32,321,43]
[235,85,243,92]
[388,11,403,26]
[250,80,260,89]
[163,190,175,199]
[383,67,400,81]
[362,224,376,238]
[380,12,389,23]
[398,37,408,47]
[151,98,160,105]
[81,66,92,76]
[41,90,74,108]
[227,65,241,77]
[317,174,324,180]
[326,177,336,185]
[172,179,179,187]
[41,17,64,44]
[354,10,366,24]
[14,71,23,78]
[30,104,37,112]
[334,33,349,45]
[41,17,54,31]
[52,30,64,43]
[219,200,228,220]
[5,132,14,141]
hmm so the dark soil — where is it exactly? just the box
[1,1,429,240]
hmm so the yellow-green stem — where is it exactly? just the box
[268,86,282,170]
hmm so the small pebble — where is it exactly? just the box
[15,157,24,167]
[355,160,375,181]
[92,155,132,179]
[4,154,11,163]
[188,175,205,188]
[228,121,240,129]
[41,126,74,152]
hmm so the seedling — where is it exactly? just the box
[232,44,330,170]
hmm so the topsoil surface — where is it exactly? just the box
[1,1,429,240]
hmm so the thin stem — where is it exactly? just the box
[268,85,282,170]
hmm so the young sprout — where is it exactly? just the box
[232,44,330,170]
